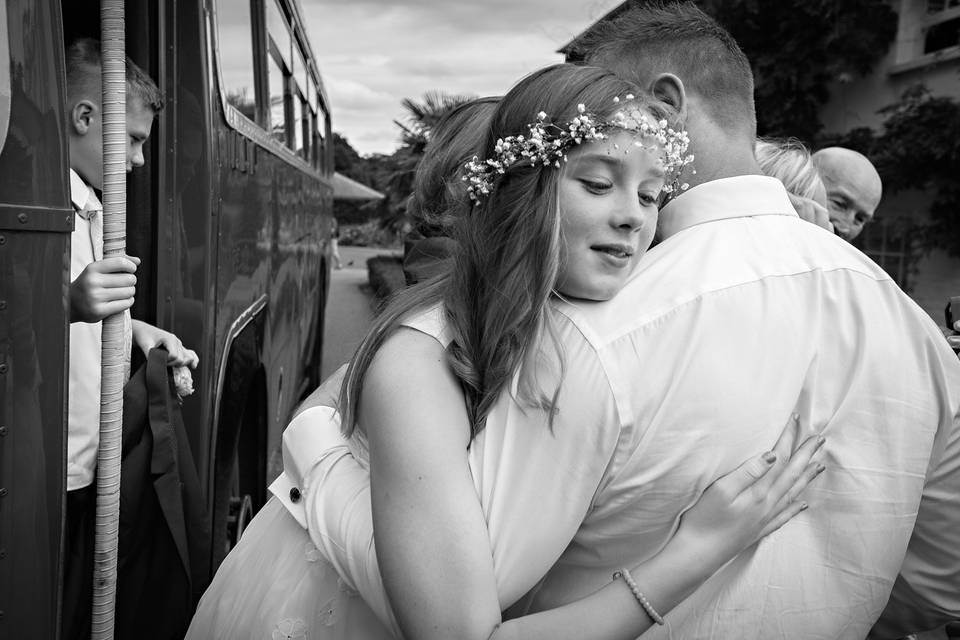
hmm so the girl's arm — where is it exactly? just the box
[364,328,823,640]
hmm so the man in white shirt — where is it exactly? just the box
[63,38,198,640]
[517,3,960,637]
[284,4,960,637]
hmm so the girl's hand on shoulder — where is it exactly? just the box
[673,414,825,565]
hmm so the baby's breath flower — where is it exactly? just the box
[463,100,693,203]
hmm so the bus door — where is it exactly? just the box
[0,1,71,636]
[60,0,216,581]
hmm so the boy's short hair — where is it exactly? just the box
[66,37,164,112]
[571,1,755,136]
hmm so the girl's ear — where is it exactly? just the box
[70,100,97,135]
[649,73,687,123]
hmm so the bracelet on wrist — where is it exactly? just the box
[612,568,665,626]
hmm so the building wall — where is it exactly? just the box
[913,249,960,324]
[819,0,960,327]
[819,0,960,134]
[865,189,960,322]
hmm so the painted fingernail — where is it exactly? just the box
[763,451,777,464]
[799,501,809,511]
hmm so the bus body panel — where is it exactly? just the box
[159,0,332,575]
[0,0,70,636]
[0,0,333,630]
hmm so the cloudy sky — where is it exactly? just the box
[299,0,623,156]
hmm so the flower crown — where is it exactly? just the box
[463,96,693,202]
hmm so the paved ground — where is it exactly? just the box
[320,245,402,378]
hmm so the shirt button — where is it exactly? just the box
[289,487,301,503]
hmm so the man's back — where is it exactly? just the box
[530,177,960,638]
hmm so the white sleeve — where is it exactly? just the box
[303,449,402,636]
[870,408,960,638]
[269,406,402,634]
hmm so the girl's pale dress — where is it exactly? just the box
[186,305,619,639]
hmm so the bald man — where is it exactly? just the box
[812,147,883,241]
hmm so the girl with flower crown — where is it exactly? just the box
[187,64,824,640]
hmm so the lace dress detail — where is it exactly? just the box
[186,495,393,639]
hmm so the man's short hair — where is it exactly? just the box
[572,1,755,136]
[66,37,164,112]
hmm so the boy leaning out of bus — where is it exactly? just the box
[62,38,199,640]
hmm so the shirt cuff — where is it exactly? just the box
[269,405,350,529]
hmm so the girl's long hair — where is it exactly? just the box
[408,96,499,238]
[339,64,648,439]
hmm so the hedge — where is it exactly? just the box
[367,255,406,301]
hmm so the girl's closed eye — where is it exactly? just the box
[638,191,659,207]
[580,178,612,194]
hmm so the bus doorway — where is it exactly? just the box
[57,0,333,605]
[1,0,333,632]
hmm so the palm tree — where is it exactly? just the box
[394,90,477,154]
[378,90,477,231]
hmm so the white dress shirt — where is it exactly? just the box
[283,175,960,638]
[525,175,960,639]
[67,169,132,491]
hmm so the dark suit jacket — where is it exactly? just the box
[116,348,209,640]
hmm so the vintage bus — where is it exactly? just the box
[0,0,334,634]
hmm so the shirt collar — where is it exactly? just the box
[658,175,798,240]
[69,169,101,220]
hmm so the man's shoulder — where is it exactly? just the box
[556,215,898,347]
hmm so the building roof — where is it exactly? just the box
[332,172,385,201]
[557,1,632,58]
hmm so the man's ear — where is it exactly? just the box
[649,73,687,121]
[69,100,97,135]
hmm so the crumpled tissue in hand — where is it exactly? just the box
[172,365,195,399]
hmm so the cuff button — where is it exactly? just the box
[289,487,301,503]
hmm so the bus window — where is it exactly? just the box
[311,111,319,168]
[316,104,329,173]
[302,102,313,162]
[0,1,10,159]
[266,0,291,70]
[294,46,308,102]
[266,0,294,148]
[306,76,317,166]
[307,75,317,114]
[267,54,288,145]
[215,0,257,121]
[292,86,303,155]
